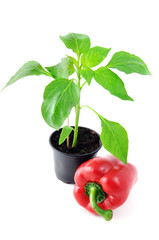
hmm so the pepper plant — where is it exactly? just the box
[3,33,151,164]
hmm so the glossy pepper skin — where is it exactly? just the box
[73,155,137,221]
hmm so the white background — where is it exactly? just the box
[0,0,159,239]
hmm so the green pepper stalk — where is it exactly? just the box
[85,182,113,221]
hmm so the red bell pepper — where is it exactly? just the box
[73,155,137,221]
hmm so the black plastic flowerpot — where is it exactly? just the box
[49,127,102,184]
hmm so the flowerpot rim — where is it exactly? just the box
[49,126,102,158]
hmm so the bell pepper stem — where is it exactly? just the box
[89,186,113,221]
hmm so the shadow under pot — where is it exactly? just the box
[49,126,102,184]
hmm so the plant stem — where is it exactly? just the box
[72,60,81,148]
[72,103,80,147]
[80,81,87,90]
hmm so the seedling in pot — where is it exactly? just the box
[3,33,151,164]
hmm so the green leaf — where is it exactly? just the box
[66,55,79,69]
[45,58,75,79]
[81,47,111,68]
[80,68,94,85]
[107,51,151,75]
[59,126,73,144]
[99,115,128,164]
[84,106,128,164]
[41,79,80,129]
[60,33,90,57]
[4,61,51,89]
[94,67,133,101]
